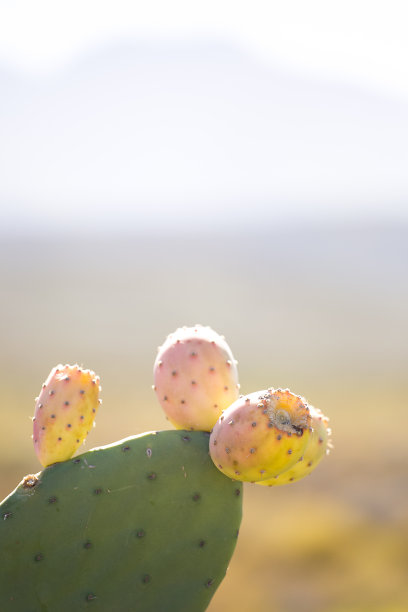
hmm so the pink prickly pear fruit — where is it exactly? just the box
[33,364,101,467]
[209,388,312,482]
[153,325,240,431]
[257,405,331,487]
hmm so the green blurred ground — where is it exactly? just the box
[0,225,407,612]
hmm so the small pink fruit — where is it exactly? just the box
[153,325,240,431]
[209,388,312,482]
[33,364,101,467]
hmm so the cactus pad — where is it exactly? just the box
[0,430,242,611]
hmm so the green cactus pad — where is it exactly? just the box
[0,430,242,611]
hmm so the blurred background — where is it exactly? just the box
[1,1,408,611]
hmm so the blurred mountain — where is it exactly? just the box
[1,40,408,229]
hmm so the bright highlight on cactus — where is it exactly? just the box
[33,364,101,467]
[256,405,332,486]
[209,388,313,482]
[153,325,240,431]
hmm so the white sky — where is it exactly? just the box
[1,0,408,98]
[1,0,408,230]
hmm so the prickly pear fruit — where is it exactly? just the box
[209,388,312,482]
[33,364,101,467]
[153,325,240,431]
[257,405,331,486]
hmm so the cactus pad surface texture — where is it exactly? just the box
[0,430,242,612]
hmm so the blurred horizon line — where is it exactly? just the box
[1,208,408,237]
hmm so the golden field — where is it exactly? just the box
[0,225,407,612]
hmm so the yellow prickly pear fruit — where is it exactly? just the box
[256,405,331,486]
[209,388,312,482]
[32,364,101,466]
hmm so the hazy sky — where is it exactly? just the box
[1,1,408,231]
[1,0,408,98]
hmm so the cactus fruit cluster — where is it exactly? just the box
[0,324,331,611]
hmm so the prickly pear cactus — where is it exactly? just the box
[0,430,242,612]
[33,364,101,466]
[1,326,332,612]
[153,325,240,431]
